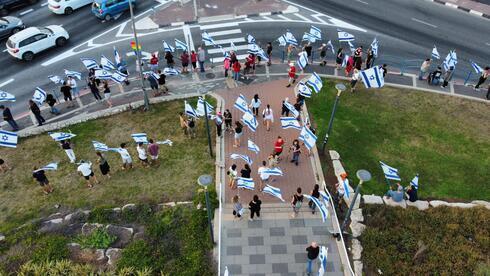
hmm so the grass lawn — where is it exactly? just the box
[307,80,490,201]
[0,98,215,232]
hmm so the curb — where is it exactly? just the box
[429,0,489,19]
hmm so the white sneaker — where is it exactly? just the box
[248,218,253,221]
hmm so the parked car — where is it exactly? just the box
[0,16,24,39]
[6,25,69,61]
[91,0,136,21]
[48,0,92,15]
[0,0,38,16]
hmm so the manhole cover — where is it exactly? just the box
[205,73,216,79]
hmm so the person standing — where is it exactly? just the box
[150,53,159,72]
[266,42,272,66]
[179,113,188,136]
[232,195,244,220]
[46,94,60,115]
[96,151,111,179]
[303,42,313,63]
[165,51,174,68]
[257,160,269,191]
[215,112,223,137]
[60,81,75,108]
[318,43,327,66]
[29,100,45,126]
[248,195,262,221]
[441,66,454,88]
[305,242,320,275]
[147,139,160,165]
[146,72,159,96]
[198,47,206,72]
[233,121,243,147]
[103,80,113,108]
[180,50,189,73]
[187,116,196,138]
[308,184,320,214]
[250,94,261,117]
[350,68,360,93]
[32,167,53,194]
[117,59,130,86]
[118,143,133,170]
[1,105,19,131]
[344,56,354,76]
[191,50,198,72]
[232,60,241,81]
[365,48,374,69]
[281,98,290,116]
[418,59,431,80]
[223,109,233,132]
[227,164,238,189]
[60,139,76,163]
[286,44,296,64]
[240,164,252,178]
[353,46,363,69]
[157,69,169,94]
[380,64,388,78]
[77,160,99,188]
[137,142,149,167]
[289,139,301,166]
[262,104,274,131]
[88,79,102,101]
[67,76,79,98]
[291,187,304,218]
[286,63,297,88]
[474,66,489,89]
[224,57,230,78]
[335,48,344,69]
[273,136,285,159]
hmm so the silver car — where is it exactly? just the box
[0,16,24,39]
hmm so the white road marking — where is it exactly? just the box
[2,49,7,52]
[311,14,327,24]
[207,44,248,54]
[199,22,239,30]
[355,0,369,4]
[207,29,242,37]
[211,37,245,45]
[293,13,312,22]
[0,78,14,88]
[211,54,249,63]
[182,24,195,52]
[19,8,34,16]
[41,1,48,7]
[411,18,437,28]
[277,15,292,21]
[485,42,490,46]
[261,16,274,21]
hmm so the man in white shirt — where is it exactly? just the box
[77,160,98,188]
[257,160,270,191]
[136,142,149,167]
[118,143,132,170]
[68,76,79,98]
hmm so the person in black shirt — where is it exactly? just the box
[157,69,169,94]
[248,194,262,221]
[306,242,320,275]
[365,48,374,69]
[46,94,60,115]
[281,99,289,116]
[405,184,418,202]
[291,187,304,218]
[308,184,320,214]
[32,168,53,194]
[29,100,45,126]
[303,42,313,62]
[165,51,174,68]
[266,42,272,66]
[88,79,102,101]
[240,164,251,178]
[1,105,19,131]
[223,109,232,132]
[60,81,75,108]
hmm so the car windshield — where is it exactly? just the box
[38,27,53,35]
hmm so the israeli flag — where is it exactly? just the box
[156,139,173,146]
[230,41,238,52]
[174,38,188,51]
[242,110,258,132]
[327,40,335,54]
[471,61,483,74]
[248,43,260,54]
[431,45,440,60]
[443,50,457,71]
[64,69,82,80]
[92,141,109,151]
[338,30,355,42]
[248,139,260,154]
[100,55,116,71]
[246,34,256,44]
[163,40,175,52]
[131,133,148,144]
[299,126,317,150]
[32,87,47,105]
[0,90,16,102]
[347,41,355,54]
[298,82,312,98]
[297,51,308,70]
[38,162,58,171]
[163,67,180,76]
[185,100,198,118]
[318,246,328,276]
[234,94,250,113]
[263,184,285,202]
[280,117,301,130]
[94,69,113,80]
[80,58,98,70]
[230,153,253,165]
[201,31,215,46]
[0,130,18,148]
[342,178,351,199]
[49,132,76,141]
[307,72,322,93]
[302,32,316,43]
[114,47,121,65]
[371,37,379,57]
[284,101,299,118]
[341,55,349,68]
[410,174,419,190]
[309,25,321,40]
[304,194,329,222]
[48,75,63,85]
[285,30,298,45]
[379,161,401,181]
[111,71,128,83]
[257,48,269,62]
[360,66,384,88]
[262,167,283,176]
[277,34,287,47]
[143,71,160,80]
[196,97,214,117]
[319,191,330,206]
[236,177,255,190]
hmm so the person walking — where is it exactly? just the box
[286,44,296,64]
[223,109,233,132]
[150,53,159,72]
[232,195,244,220]
[88,78,102,101]
[441,66,454,88]
[286,63,297,87]
[289,139,301,166]
[215,112,223,137]
[303,42,313,63]
[1,105,19,131]
[157,69,169,94]
[198,47,206,72]
[146,72,160,96]
[335,47,344,69]
[136,142,149,167]
[474,66,489,89]
[281,98,290,116]
[179,113,188,136]
[165,51,174,68]
[118,143,133,170]
[103,80,112,108]
[250,94,261,117]
[262,104,274,131]
[224,57,231,78]
[291,187,304,218]
[60,139,76,163]
[308,184,320,214]
[257,160,270,191]
[344,56,354,76]
[147,139,160,165]
[350,68,360,93]
[29,100,45,126]
[77,160,99,188]
[180,51,189,73]
[240,163,252,178]
[60,81,75,108]
[273,136,285,159]
[418,59,431,80]
[96,151,111,179]
[32,167,53,194]
[46,94,60,115]
[318,43,327,66]
[67,76,79,98]
[266,42,273,66]
[248,194,262,221]
[232,60,241,81]
[117,59,130,86]
[227,164,238,189]
[187,116,196,138]
[233,121,243,147]
[305,242,320,275]
[365,48,374,69]
[353,46,363,69]
[428,66,443,85]
[380,64,388,78]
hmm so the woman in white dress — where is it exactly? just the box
[249,94,261,117]
[262,104,274,131]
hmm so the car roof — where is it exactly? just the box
[8,27,40,42]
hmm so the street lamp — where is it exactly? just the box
[198,174,214,244]
[202,95,214,158]
[322,83,346,154]
[128,0,150,111]
[339,169,371,234]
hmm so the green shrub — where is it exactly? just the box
[87,206,117,224]
[31,235,69,264]
[75,228,117,249]
[117,240,154,271]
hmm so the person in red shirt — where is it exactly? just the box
[180,51,189,73]
[286,63,296,87]
[274,136,285,160]
[232,60,241,81]
[150,53,159,72]
[190,50,198,72]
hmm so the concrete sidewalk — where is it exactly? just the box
[431,0,490,18]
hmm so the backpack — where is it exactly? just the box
[188,119,195,128]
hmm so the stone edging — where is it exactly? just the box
[428,0,490,19]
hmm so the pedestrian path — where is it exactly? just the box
[199,22,250,64]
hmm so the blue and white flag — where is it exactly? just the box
[360,66,384,88]
[277,34,287,47]
[236,177,255,190]
[248,139,260,154]
[0,90,15,102]
[49,132,76,141]
[309,25,321,40]
[0,130,17,148]
[371,37,379,57]
[230,41,238,52]
[297,51,308,70]
[257,48,269,62]
[342,178,351,199]
[242,110,258,132]
[319,191,330,206]
[196,97,214,117]
[48,75,63,85]
[307,72,322,93]
[338,30,355,42]
[163,67,180,76]
[163,40,175,52]
[248,43,260,54]
[92,141,109,151]
[263,184,285,202]
[80,58,98,70]
[230,153,253,165]
[156,139,173,146]
[443,50,457,71]
[304,194,329,222]
[32,87,47,105]
[201,31,215,46]
[302,32,316,43]
[285,30,298,45]
[299,126,317,150]
[234,94,250,113]
[111,71,127,83]
[327,40,335,54]
[284,100,299,118]
[175,38,188,51]
[131,133,148,144]
[94,69,113,80]
[37,162,58,171]
[280,117,301,130]
[431,45,440,60]
[347,41,356,54]
[246,34,256,44]
[184,101,198,118]
[143,71,160,80]
[298,82,312,98]
[318,246,328,276]
[471,61,483,74]
[262,167,284,176]
[379,161,401,181]
[64,69,82,80]
[114,47,121,65]
[224,266,229,276]
[100,55,116,71]
[341,54,349,67]
[410,174,419,190]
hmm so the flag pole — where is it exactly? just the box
[321,83,345,154]
[203,95,214,158]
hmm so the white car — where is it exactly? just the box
[6,25,69,61]
[48,0,93,15]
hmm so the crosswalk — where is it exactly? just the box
[199,23,251,64]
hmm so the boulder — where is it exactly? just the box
[47,212,64,219]
[121,204,136,212]
[351,239,363,260]
[106,248,122,266]
[350,221,366,238]
[76,248,107,265]
[81,223,104,235]
[447,202,476,209]
[354,261,363,276]
[67,243,82,257]
[332,160,346,177]
[363,194,384,205]
[383,196,407,208]
[62,223,84,236]
[95,249,106,261]
[329,150,340,160]
[64,210,89,224]
[39,218,64,233]
[471,200,490,209]
[106,225,133,248]
[406,200,430,210]
[429,200,450,208]
[351,208,364,223]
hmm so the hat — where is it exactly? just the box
[217,111,222,116]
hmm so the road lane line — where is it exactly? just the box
[261,16,274,21]
[199,22,239,30]
[19,9,34,16]
[355,0,369,4]
[293,13,312,22]
[411,18,437,28]
[211,37,245,45]
[182,24,195,52]
[208,29,242,37]
[277,15,292,21]
[0,78,14,88]
[41,1,48,7]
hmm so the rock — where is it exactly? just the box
[48,212,63,219]
[176,201,193,205]
[163,202,176,207]
[363,194,384,205]
[95,249,106,261]
[351,239,363,260]
[62,223,84,236]
[0,234,5,241]
[82,210,91,216]
[354,261,363,276]
[447,202,476,208]
[429,200,450,208]
[351,208,364,223]
[76,248,107,265]
[39,218,65,233]
[471,200,490,209]
[81,223,104,235]
[106,225,133,248]
[121,204,136,212]
[383,196,407,208]
[329,150,340,160]
[332,160,346,177]
[64,210,89,224]
[406,200,430,210]
[112,207,122,213]
[106,248,122,266]
[350,221,366,238]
